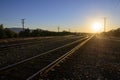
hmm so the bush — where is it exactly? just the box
[107,28,120,37]
[0,24,18,39]
[19,28,30,37]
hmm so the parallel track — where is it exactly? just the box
[0,37,53,49]
[27,35,94,80]
[0,36,84,68]
[0,37,89,80]
[0,37,81,49]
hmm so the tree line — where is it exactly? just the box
[0,24,74,39]
[19,28,74,37]
[0,24,17,39]
[106,28,120,37]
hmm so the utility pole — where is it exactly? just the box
[104,17,106,32]
[68,28,70,32]
[21,19,25,31]
[58,26,60,32]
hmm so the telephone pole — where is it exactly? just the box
[68,28,70,32]
[21,19,25,31]
[104,17,106,32]
[58,26,60,32]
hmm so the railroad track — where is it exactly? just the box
[0,36,92,80]
[0,36,84,68]
[27,35,94,80]
[0,37,60,49]
[0,37,53,49]
[0,36,82,49]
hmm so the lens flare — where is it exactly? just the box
[92,22,102,32]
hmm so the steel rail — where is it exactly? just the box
[26,35,94,80]
[0,37,87,72]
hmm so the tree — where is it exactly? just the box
[0,24,6,38]
[107,28,120,37]
[31,29,41,37]
[4,28,16,38]
[19,28,30,37]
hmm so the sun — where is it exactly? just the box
[92,22,102,32]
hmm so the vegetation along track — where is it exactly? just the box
[0,36,90,80]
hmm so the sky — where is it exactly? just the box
[0,0,120,32]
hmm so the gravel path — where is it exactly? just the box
[45,36,120,80]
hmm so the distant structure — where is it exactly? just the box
[21,19,25,31]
